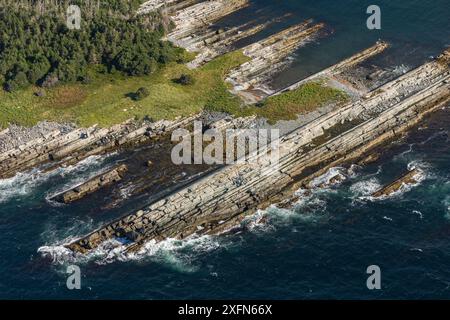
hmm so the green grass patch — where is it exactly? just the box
[0,50,347,129]
[208,82,349,124]
[0,51,249,128]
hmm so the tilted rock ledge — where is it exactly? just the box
[66,49,450,255]
[0,116,199,180]
[371,168,421,198]
[52,164,128,204]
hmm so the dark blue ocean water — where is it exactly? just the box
[0,0,449,299]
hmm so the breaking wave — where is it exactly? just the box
[349,177,382,198]
[0,169,51,203]
[309,167,348,189]
[351,160,430,202]
[0,154,114,204]
[44,154,116,204]
[245,186,332,234]
[412,210,424,219]
[38,232,222,273]
[37,216,101,265]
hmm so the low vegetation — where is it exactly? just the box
[133,87,150,101]
[207,82,349,124]
[0,51,249,127]
[0,48,347,128]
[176,74,195,86]
[0,1,348,129]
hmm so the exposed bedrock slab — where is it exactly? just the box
[66,50,450,255]
[185,21,270,68]
[226,20,326,103]
[274,40,390,95]
[54,164,128,204]
[0,115,199,180]
[167,0,250,42]
[371,168,421,198]
[138,0,201,14]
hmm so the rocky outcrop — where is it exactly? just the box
[186,22,269,68]
[143,1,260,69]
[274,41,389,96]
[66,50,450,255]
[226,20,325,103]
[53,164,128,204]
[0,115,199,180]
[143,1,327,103]
[0,122,75,154]
[371,168,421,198]
[43,114,259,204]
[138,0,200,14]
[167,0,250,42]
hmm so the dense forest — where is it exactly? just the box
[0,0,184,92]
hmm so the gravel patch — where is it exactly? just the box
[0,121,76,154]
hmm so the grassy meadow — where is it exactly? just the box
[0,50,348,128]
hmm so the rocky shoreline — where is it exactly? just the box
[52,164,129,204]
[0,115,199,180]
[0,122,75,154]
[1,0,448,260]
[66,49,450,255]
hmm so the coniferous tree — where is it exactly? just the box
[0,0,180,91]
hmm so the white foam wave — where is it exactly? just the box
[309,167,348,189]
[292,191,328,215]
[350,178,382,197]
[37,216,109,265]
[0,169,55,203]
[411,210,424,219]
[0,153,114,204]
[38,232,221,273]
[132,235,220,259]
[246,190,330,231]
[407,160,431,173]
[102,235,222,273]
[38,244,80,265]
[44,155,115,203]
[352,161,430,202]
[244,209,276,233]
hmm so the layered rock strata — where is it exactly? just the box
[371,168,421,198]
[185,21,270,68]
[138,0,201,14]
[274,40,390,96]
[226,21,325,102]
[66,50,450,255]
[0,115,198,180]
[54,164,128,204]
[167,0,250,42]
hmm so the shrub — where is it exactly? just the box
[177,74,195,85]
[40,73,59,88]
[134,87,150,101]
[4,71,28,92]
